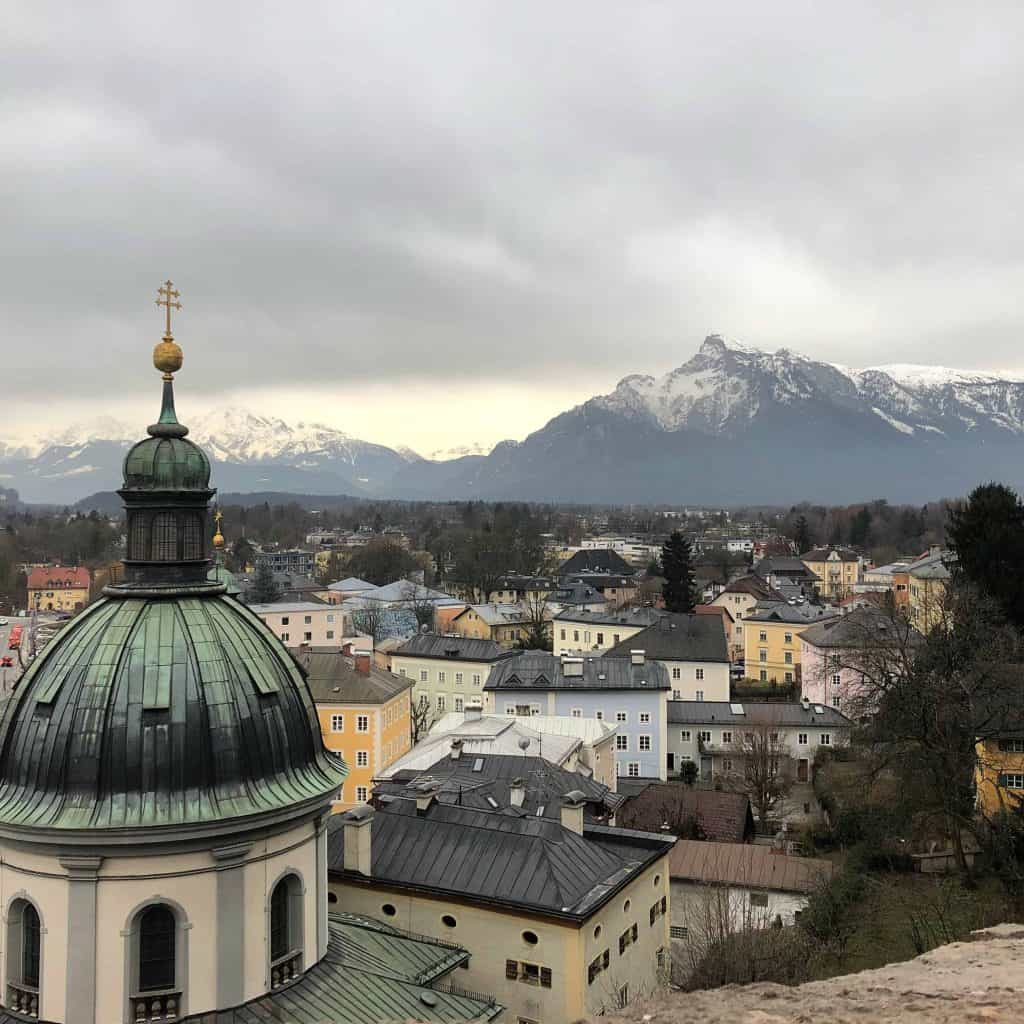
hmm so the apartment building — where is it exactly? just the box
[255,547,315,576]
[328,792,673,1021]
[907,549,953,633]
[799,547,863,600]
[296,648,412,810]
[710,576,784,660]
[26,565,90,612]
[742,601,838,685]
[389,634,515,719]
[666,700,852,784]
[603,612,730,703]
[484,652,671,781]
[248,601,346,648]
[553,606,664,657]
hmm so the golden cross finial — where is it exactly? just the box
[155,279,182,338]
[214,509,224,527]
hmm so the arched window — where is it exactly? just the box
[6,898,42,1017]
[138,906,176,992]
[269,875,303,989]
[129,513,149,560]
[182,514,203,561]
[151,514,177,562]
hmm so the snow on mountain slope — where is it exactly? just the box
[596,335,1024,439]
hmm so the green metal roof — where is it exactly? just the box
[0,594,346,831]
[122,433,211,491]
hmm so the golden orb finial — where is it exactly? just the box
[153,280,183,379]
[212,508,225,549]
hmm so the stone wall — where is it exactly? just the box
[593,923,1024,1023]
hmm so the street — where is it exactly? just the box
[0,613,64,696]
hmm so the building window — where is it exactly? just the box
[672,667,681,679]
[596,632,604,645]
[138,905,176,993]
[698,730,711,743]
[282,617,290,626]
[130,513,149,560]
[695,668,704,681]
[419,670,428,682]
[280,633,290,642]
[303,632,312,642]
[831,673,842,686]
[356,786,368,802]
[573,630,579,642]
[472,674,481,686]
[784,672,793,683]
[627,763,640,777]
[999,773,1024,789]
[151,513,177,562]
[784,632,793,644]
[759,630,767,642]
[269,875,303,988]
[759,670,767,682]
[721,731,732,743]
[418,694,429,709]
[679,730,691,742]
[304,616,312,625]
[639,712,650,724]
[759,649,767,663]
[437,696,446,712]
[356,715,369,733]
[356,751,369,767]
[616,711,627,722]
[749,892,769,908]
[639,735,651,751]
[670,925,688,939]
[673,689,681,699]
[784,652,793,665]
[455,672,464,684]
[6,898,42,1013]
[326,630,334,640]
[723,758,733,771]
[695,689,704,701]
[454,696,464,712]
[595,710,604,721]
[180,514,204,560]
[330,714,344,733]
[438,671,446,683]
[571,707,582,718]
[560,629,566,640]
[613,634,620,644]
[798,732,808,745]
[821,734,831,746]
[832,695,841,708]
[616,735,628,751]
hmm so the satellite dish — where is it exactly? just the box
[518,737,531,751]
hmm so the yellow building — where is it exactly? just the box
[27,565,90,612]
[451,603,532,648]
[906,549,952,633]
[743,602,839,685]
[296,649,412,811]
[975,734,1024,817]
[799,547,862,600]
[329,789,672,1021]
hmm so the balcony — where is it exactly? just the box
[270,951,302,989]
[7,983,39,1018]
[132,991,181,1022]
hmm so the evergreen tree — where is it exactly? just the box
[660,531,697,613]
[947,482,1024,629]
[249,559,281,604]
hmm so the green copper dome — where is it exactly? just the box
[0,595,346,832]
[123,434,211,491]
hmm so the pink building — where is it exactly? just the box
[799,606,913,716]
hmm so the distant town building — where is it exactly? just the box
[553,606,664,657]
[799,547,863,600]
[255,547,316,576]
[558,548,636,577]
[26,565,90,612]
[743,601,839,685]
[248,601,347,648]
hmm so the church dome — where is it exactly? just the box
[0,593,344,833]
[123,433,211,491]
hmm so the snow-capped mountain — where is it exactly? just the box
[597,335,1024,439]
[7,337,1024,506]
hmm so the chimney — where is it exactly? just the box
[562,656,584,678]
[341,642,353,657]
[801,696,810,710]
[449,738,463,760]
[630,649,645,666]
[560,790,586,835]
[509,777,526,807]
[465,698,483,722]
[341,805,374,877]
[354,649,371,675]
[415,781,440,815]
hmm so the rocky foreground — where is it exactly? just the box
[596,924,1024,1023]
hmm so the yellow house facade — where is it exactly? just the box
[329,798,672,1022]
[906,550,952,633]
[799,547,862,599]
[553,607,664,657]
[297,649,412,811]
[452,604,532,648]
[975,735,1024,817]
[743,603,839,685]
[27,565,90,612]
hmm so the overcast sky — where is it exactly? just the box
[4,3,1023,453]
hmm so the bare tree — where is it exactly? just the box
[722,725,796,827]
[350,601,387,642]
[516,590,552,650]
[410,695,438,744]
[401,581,437,632]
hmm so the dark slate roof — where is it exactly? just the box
[552,606,665,627]
[373,752,624,820]
[800,606,918,650]
[328,798,672,920]
[752,556,820,581]
[293,650,412,705]
[547,581,608,606]
[667,700,853,729]
[603,613,728,664]
[484,651,670,691]
[558,549,636,576]
[171,913,501,1024]
[562,574,640,589]
[392,634,515,663]
[744,601,838,626]
[719,575,785,602]
[0,595,346,831]
[800,547,860,562]
[615,783,755,844]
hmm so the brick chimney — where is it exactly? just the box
[341,805,374,876]
[354,649,371,674]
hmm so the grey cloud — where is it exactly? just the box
[3,1,1024,413]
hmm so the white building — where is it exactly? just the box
[248,601,348,648]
